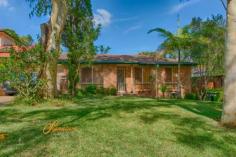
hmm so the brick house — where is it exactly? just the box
[0,30,16,95]
[192,68,224,91]
[0,29,32,96]
[0,29,16,57]
[58,54,196,97]
[0,29,196,98]
[0,30,29,57]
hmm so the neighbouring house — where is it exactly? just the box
[0,30,16,95]
[0,29,29,57]
[0,29,16,57]
[58,54,196,98]
[192,67,224,92]
[0,29,29,96]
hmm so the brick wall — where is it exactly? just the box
[103,64,117,88]
[57,64,193,97]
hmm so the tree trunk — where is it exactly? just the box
[40,0,67,98]
[222,0,236,127]
[70,69,79,97]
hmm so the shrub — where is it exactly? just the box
[84,84,97,95]
[97,87,117,96]
[76,86,117,97]
[104,88,110,95]
[77,89,85,98]
[185,93,198,100]
[0,45,46,105]
[160,85,167,97]
[109,87,117,96]
[96,87,106,95]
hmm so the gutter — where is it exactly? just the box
[58,59,197,66]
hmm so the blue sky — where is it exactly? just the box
[0,0,225,54]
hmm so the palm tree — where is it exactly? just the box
[148,28,189,98]
[221,0,236,127]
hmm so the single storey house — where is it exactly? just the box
[58,54,196,98]
[0,29,196,98]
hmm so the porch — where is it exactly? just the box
[57,54,193,97]
[78,64,179,97]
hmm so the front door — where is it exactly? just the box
[117,67,126,93]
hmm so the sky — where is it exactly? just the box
[0,0,226,54]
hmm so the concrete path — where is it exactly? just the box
[0,96,15,106]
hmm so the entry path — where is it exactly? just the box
[0,96,15,106]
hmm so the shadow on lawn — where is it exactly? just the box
[157,99,222,120]
[0,109,23,124]
[0,126,50,157]
[174,128,236,156]
[0,97,230,156]
[139,109,236,155]
[173,117,236,156]
[15,97,222,128]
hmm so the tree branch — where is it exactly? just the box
[220,0,227,11]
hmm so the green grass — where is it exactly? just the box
[0,96,236,157]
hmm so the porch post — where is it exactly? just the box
[92,66,94,84]
[131,66,135,94]
[142,67,144,91]
[155,65,159,98]
[155,65,158,98]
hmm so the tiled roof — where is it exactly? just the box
[59,54,196,66]
[0,29,15,41]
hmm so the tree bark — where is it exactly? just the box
[40,0,67,98]
[222,0,236,127]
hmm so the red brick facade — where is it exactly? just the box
[57,63,193,98]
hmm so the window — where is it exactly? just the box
[81,67,92,83]
[135,67,152,84]
[165,68,172,82]
[143,68,151,83]
[93,66,103,84]
[1,38,14,46]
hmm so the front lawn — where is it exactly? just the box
[0,96,235,157]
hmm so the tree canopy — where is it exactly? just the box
[149,15,225,77]
[185,14,226,76]
[62,0,99,96]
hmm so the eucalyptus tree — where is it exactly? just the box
[179,0,236,127]
[148,28,191,97]
[26,0,68,97]
[222,0,236,127]
[62,0,99,96]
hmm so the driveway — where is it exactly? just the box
[0,96,15,106]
